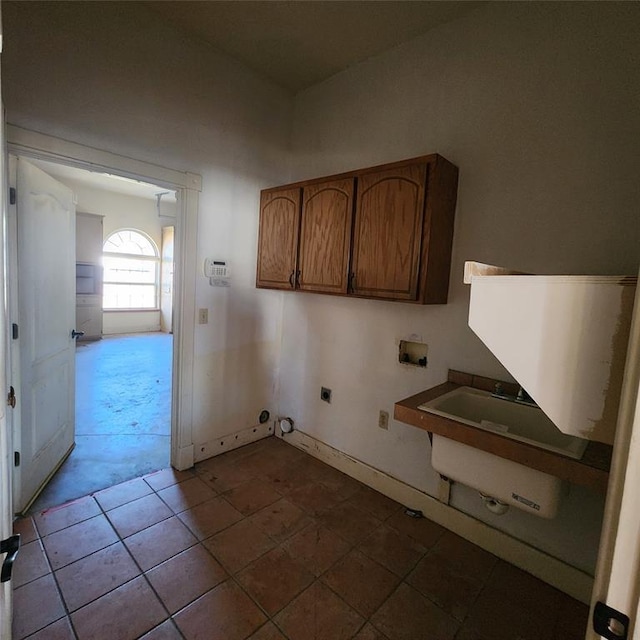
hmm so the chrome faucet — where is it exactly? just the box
[492,383,537,407]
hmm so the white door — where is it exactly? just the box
[0,128,15,638]
[12,158,77,513]
[588,267,640,639]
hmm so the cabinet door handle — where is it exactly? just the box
[295,270,301,287]
[288,271,295,288]
[348,273,356,292]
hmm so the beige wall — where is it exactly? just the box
[2,1,293,453]
[68,178,173,334]
[282,2,640,573]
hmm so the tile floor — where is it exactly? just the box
[12,437,589,639]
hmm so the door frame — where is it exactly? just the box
[6,125,201,495]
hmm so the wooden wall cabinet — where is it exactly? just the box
[256,154,458,304]
[256,188,301,289]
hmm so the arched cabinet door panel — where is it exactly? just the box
[298,178,354,294]
[256,188,301,290]
[351,163,427,301]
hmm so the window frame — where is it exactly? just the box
[102,228,160,311]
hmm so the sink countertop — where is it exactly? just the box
[394,378,612,492]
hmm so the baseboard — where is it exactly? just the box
[194,421,275,463]
[278,427,594,604]
[175,444,194,471]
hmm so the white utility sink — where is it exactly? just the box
[419,386,589,518]
[418,386,588,460]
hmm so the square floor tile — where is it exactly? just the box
[250,498,313,543]
[282,523,351,576]
[464,562,560,640]
[173,579,266,640]
[146,545,227,613]
[348,486,403,521]
[248,622,288,639]
[370,583,459,640]
[22,616,75,640]
[42,514,119,570]
[287,483,341,517]
[139,619,184,639]
[322,549,400,618]
[222,478,281,516]
[358,524,426,577]
[315,467,363,501]
[124,515,198,571]
[274,581,364,640]
[237,547,314,616]
[177,496,244,540]
[12,574,65,639]
[71,575,166,640]
[430,531,497,576]
[106,493,173,538]
[12,539,50,588]
[264,460,317,494]
[318,501,382,545]
[13,516,38,544]
[203,518,275,573]
[354,623,389,639]
[55,541,140,612]
[385,510,444,548]
[196,459,257,493]
[94,477,153,511]
[407,552,485,621]
[34,495,100,536]
[157,476,217,513]
[144,467,195,492]
[554,595,590,640]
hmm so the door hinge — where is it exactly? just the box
[9,187,15,205]
[593,601,629,640]
[14,451,20,467]
[7,386,16,409]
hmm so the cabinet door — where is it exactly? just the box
[351,163,427,300]
[298,178,354,294]
[256,188,301,289]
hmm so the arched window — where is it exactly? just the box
[103,229,159,310]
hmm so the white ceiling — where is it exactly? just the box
[143,1,484,93]
[30,158,177,203]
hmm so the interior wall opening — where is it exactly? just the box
[11,156,178,513]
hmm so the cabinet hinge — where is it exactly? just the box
[14,451,20,467]
[593,601,629,640]
[9,187,15,205]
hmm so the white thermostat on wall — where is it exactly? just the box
[204,258,229,278]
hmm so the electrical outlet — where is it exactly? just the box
[378,410,389,430]
[198,308,208,324]
[320,387,332,403]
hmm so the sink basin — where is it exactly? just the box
[418,386,588,460]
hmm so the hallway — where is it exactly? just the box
[30,333,172,513]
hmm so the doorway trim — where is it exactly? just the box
[6,124,201,474]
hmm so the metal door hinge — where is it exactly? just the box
[7,386,15,409]
[1,534,21,582]
[593,601,629,640]
[9,187,15,205]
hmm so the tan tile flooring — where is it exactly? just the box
[12,437,589,639]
